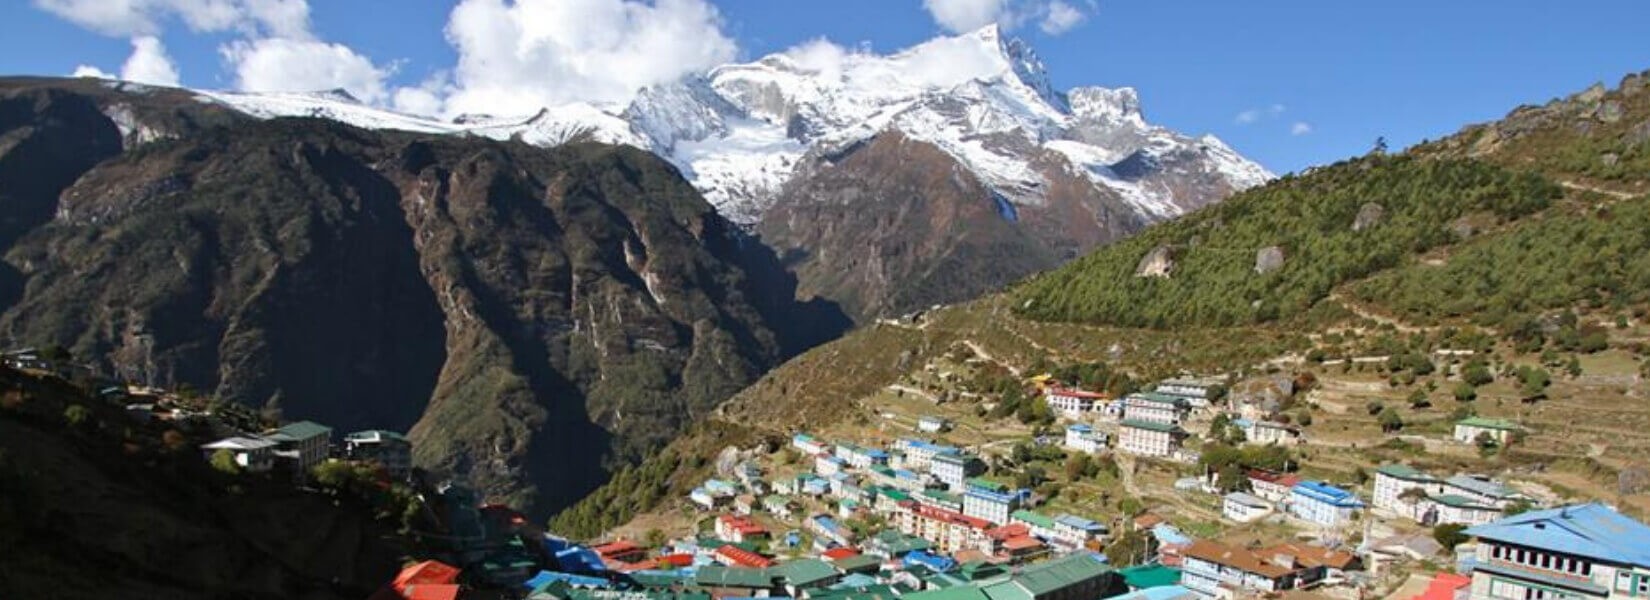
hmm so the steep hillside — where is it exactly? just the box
[0,367,408,600]
[180,26,1266,323]
[564,69,1650,537]
[0,78,824,516]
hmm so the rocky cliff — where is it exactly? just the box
[0,77,826,515]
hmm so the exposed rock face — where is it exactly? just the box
[758,131,1144,321]
[1136,244,1176,278]
[1353,202,1386,231]
[1255,246,1286,274]
[1597,100,1625,123]
[0,78,817,516]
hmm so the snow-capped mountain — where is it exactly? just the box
[191,25,1270,226]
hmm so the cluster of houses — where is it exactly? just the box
[198,419,414,482]
[376,494,1650,600]
[1372,465,1526,527]
[1042,377,1303,463]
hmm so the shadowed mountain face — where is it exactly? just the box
[0,78,843,515]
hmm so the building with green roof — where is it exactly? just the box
[868,530,931,557]
[1454,417,1521,445]
[1117,419,1189,458]
[693,565,774,590]
[981,554,1120,600]
[1117,565,1181,590]
[902,586,992,600]
[773,558,843,593]
[265,420,331,477]
[832,554,883,575]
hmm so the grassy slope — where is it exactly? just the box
[559,69,1650,536]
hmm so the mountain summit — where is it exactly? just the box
[196,25,1269,227]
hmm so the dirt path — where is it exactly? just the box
[962,340,1023,376]
[1562,180,1637,200]
[1327,291,1422,333]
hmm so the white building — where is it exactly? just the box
[343,430,412,480]
[1289,481,1365,528]
[929,453,982,491]
[1154,377,1223,409]
[815,454,847,477]
[1118,419,1189,458]
[1421,494,1504,527]
[201,436,277,472]
[1453,418,1519,445]
[265,421,331,479]
[1442,475,1522,509]
[917,416,950,433]
[835,443,889,469]
[962,480,1019,526]
[1222,492,1273,523]
[1372,464,1444,519]
[793,433,829,455]
[1064,424,1108,454]
[1043,387,1109,419]
[1122,393,1191,425]
[895,439,959,471]
[1234,419,1300,446]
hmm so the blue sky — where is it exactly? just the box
[2,0,1647,174]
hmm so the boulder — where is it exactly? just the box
[1597,100,1625,124]
[1627,119,1650,146]
[1602,153,1620,168]
[1353,202,1386,231]
[1255,246,1285,274]
[1622,72,1646,97]
[1136,245,1176,278]
[1451,218,1476,239]
[1578,82,1608,105]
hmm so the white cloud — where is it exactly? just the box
[922,0,1012,33]
[392,72,452,116]
[782,37,853,81]
[440,0,738,116]
[32,0,299,37]
[71,64,115,79]
[1290,121,1313,136]
[223,38,391,103]
[922,0,1092,35]
[1235,103,1287,125]
[1039,1,1085,35]
[120,36,181,86]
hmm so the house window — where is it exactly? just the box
[1637,575,1649,596]
[1616,572,1632,593]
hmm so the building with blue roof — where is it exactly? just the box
[1289,480,1365,527]
[1463,503,1650,600]
[524,571,613,590]
[1151,524,1192,547]
[1106,585,1196,600]
[1052,515,1107,548]
[555,546,608,574]
[904,550,957,573]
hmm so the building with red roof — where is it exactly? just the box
[592,540,647,563]
[893,500,995,555]
[716,513,771,543]
[1410,572,1471,600]
[1247,469,1303,503]
[368,560,462,600]
[658,553,696,568]
[715,544,776,568]
[821,547,861,561]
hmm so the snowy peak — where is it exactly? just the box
[186,26,1271,227]
[1069,86,1143,126]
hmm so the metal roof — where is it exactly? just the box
[1464,503,1650,567]
[1376,464,1437,482]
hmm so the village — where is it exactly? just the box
[8,336,1650,600]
